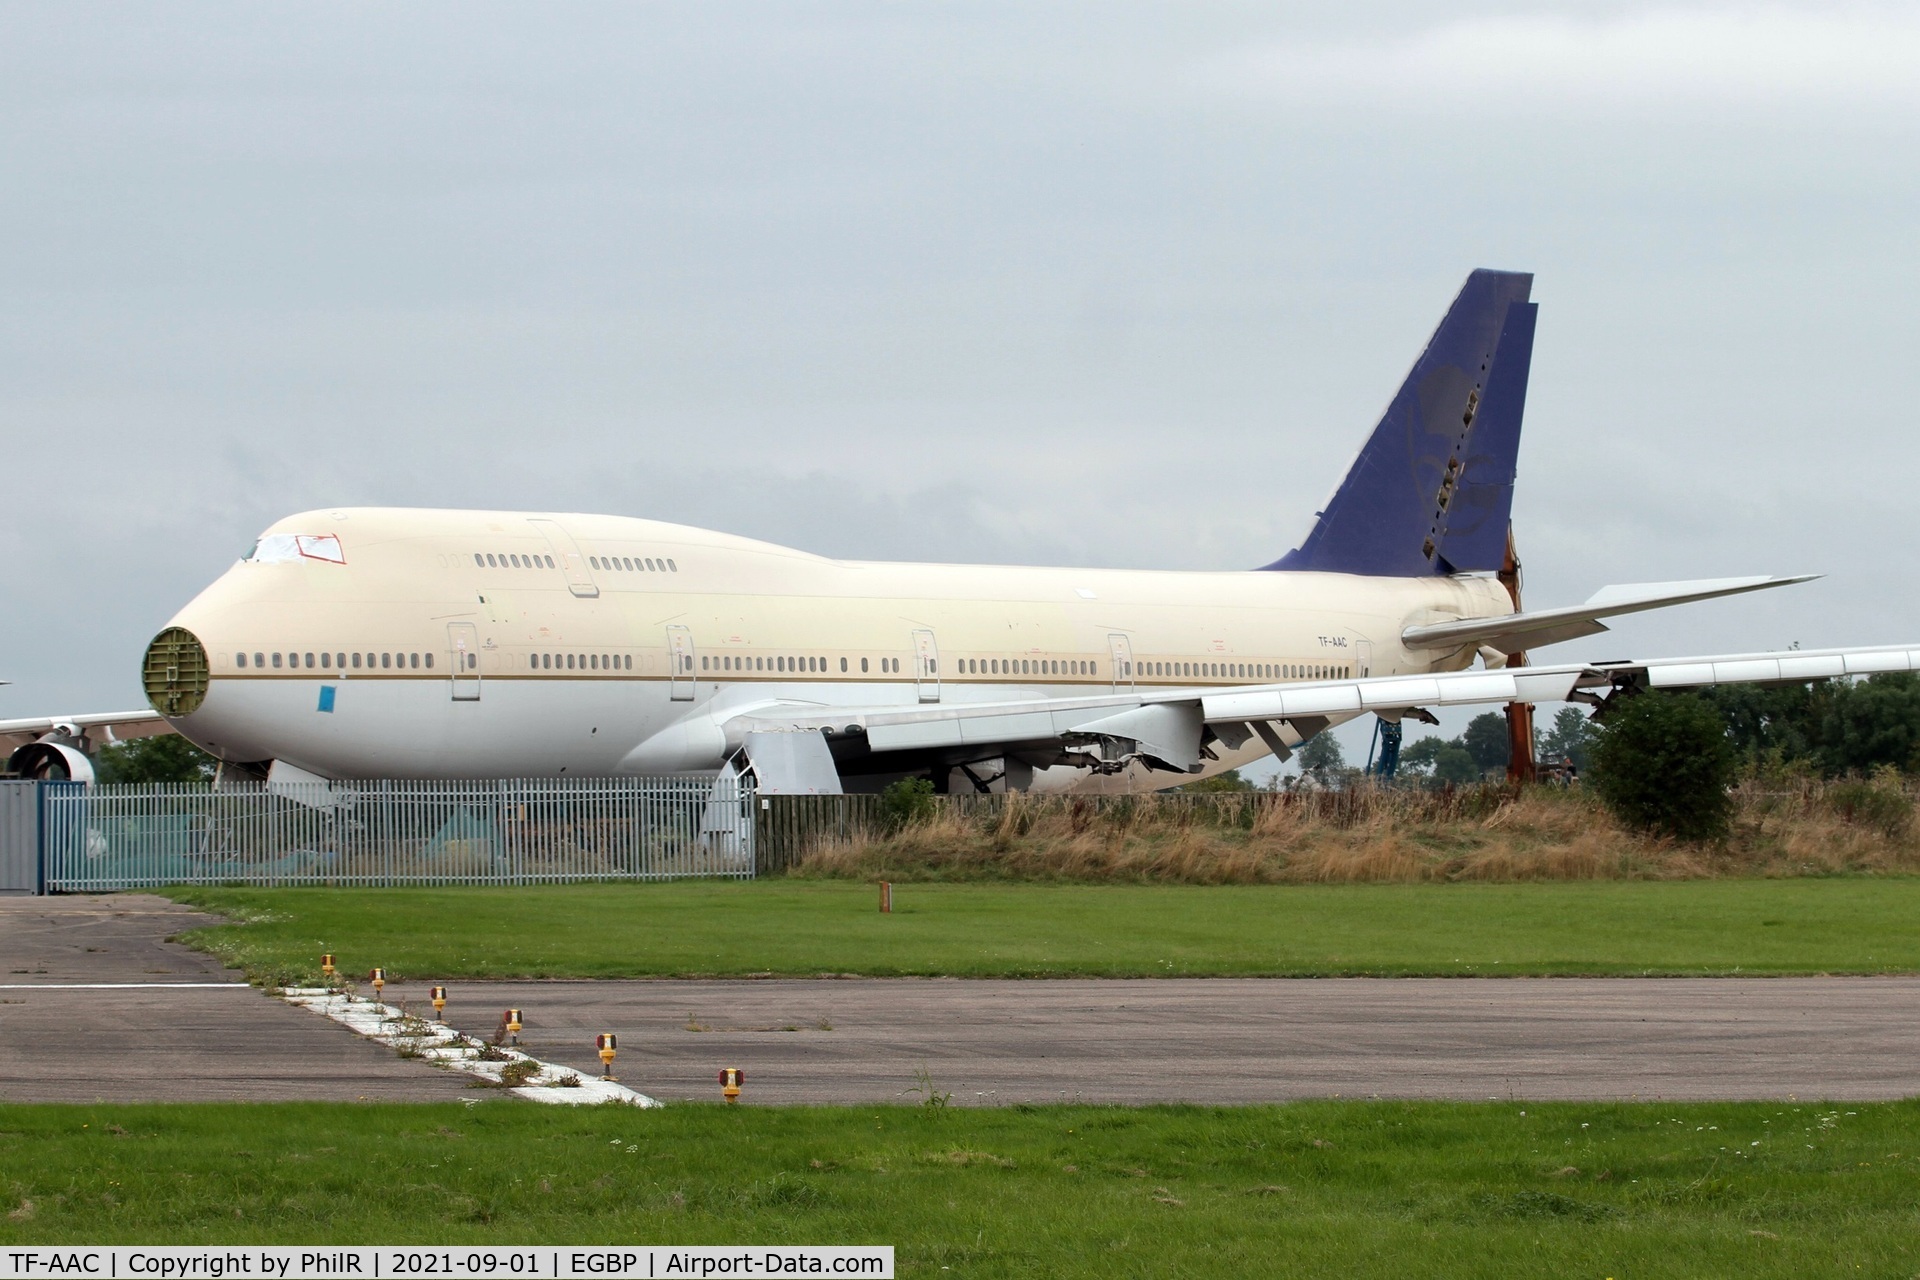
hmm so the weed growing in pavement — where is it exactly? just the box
[495,1060,540,1090]
[908,1068,951,1110]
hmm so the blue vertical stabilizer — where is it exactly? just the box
[1265,270,1536,577]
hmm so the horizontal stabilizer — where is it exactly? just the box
[1401,574,1818,655]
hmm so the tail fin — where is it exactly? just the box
[1265,269,1537,577]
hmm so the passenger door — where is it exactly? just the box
[912,629,941,703]
[447,622,481,701]
[1107,633,1134,692]
[666,625,695,701]
[527,518,600,599]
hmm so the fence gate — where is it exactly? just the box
[0,781,40,893]
[448,622,481,701]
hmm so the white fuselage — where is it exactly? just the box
[156,508,1511,787]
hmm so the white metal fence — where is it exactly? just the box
[40,776,756,891]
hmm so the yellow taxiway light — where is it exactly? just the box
[369,967,386,999]
[430,985,447,1021]
[321,953,335,981]
[596,1033,618,1080]
[719,1066,744,1103]
[503,1008,522,1046]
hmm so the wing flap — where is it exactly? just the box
[1847,650,1917,675]
[723,641,1920,781]
[741,731,844,795]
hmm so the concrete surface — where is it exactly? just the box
[6,894,1918,1106]
[402,975,1920,1105]
[0,895,473,1102]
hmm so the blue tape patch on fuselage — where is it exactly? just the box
[317,685,337,713]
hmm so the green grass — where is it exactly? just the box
[161,879,1920,984]
[1,1100,1915,1276]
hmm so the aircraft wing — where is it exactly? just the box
[1400,574,1818,655]
[0,710,171,754]
[724,641,1919,791]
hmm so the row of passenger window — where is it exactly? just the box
[1135,661,1350,680]
[237,651,434,670]
[530,653,634,671]
[232,649,1349,680]
[591,554,677,573]
[677,655,1344,680]
[469,550,679,575]
[701,655,904,674]
[962,658,1095,676]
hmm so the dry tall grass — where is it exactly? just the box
[793,777,1920,883]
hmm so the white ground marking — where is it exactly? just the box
[0,990,255,997]
[280,987,657,1107]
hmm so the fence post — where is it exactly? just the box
[35,780,46,896]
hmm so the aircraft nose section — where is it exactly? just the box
[143,625,211,717]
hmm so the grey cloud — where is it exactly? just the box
[2,1,1916,722]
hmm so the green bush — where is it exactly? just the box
[879,777,938,831]
[1179,768,1255,793]
[1700,672,1920,778]
[1823,774,1913,838]
[94,734,217,784]
[1590,692,1734,842]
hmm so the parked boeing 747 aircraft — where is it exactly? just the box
[4,270,1906,792]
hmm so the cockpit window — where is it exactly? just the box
[247,534,346,565]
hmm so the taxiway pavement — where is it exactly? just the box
[0,895,471,1103]
[409,974,1920,1105]
[4,895,1917,1105]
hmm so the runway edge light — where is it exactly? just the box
[597,1033,618,1080]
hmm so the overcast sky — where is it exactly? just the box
[4,2,1917,770]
